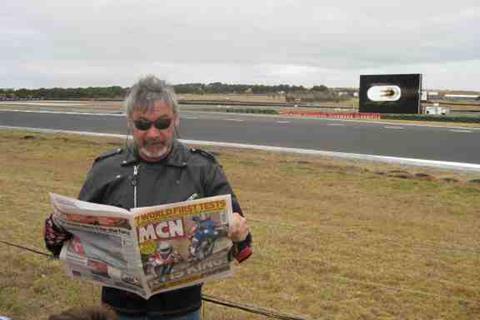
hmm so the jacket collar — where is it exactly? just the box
[121,140,189,168]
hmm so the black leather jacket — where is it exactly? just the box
[75,140,252,316]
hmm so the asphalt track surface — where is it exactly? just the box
[1,109,479,165]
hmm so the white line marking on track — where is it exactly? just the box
[276,121,290,124]
[2,125,480,172]
[0,102,87,106]
[449,129,472,133]
[0,126,126,138]
[224,118,244,122]
[181,116,199,119]
[327,123,345,126]
[384,126,404,130]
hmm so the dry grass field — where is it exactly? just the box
[0,130,479,320]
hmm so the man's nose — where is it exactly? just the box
[145,126,163,138]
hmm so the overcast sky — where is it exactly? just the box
[1,0,479,90]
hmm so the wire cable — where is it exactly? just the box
[202,294,310,320]
[0,239,51,257]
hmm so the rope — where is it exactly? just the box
[202,294,310,320]
[0,239,52,257]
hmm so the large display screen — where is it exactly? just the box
[359,74,422,114]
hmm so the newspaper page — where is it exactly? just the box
[132,195,234,296]
[50,193,147,297]
[50,193,234,299]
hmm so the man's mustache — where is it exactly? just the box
[144,139,164,147]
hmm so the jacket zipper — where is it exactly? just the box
[132,165,139,208]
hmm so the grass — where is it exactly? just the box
[381,114,480,124]
[0,130,479,319]
[177,93,287,104]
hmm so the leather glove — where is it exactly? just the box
[44,214,72,257]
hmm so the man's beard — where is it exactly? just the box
[138,139,173,161]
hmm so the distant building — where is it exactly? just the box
[421,91,439,101]
[444,94,479,100]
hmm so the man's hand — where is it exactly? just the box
[44,214,72,256]
[228,212,249,242]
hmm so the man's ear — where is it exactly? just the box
[174,114,180,128]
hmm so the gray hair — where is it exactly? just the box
[125,75,179,118]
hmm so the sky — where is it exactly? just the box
[1,0,479,90]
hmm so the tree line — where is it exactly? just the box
[0,86,126,100]
[174,82,330,94]
[0,83,341,100]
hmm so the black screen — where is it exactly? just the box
[359,74,422,114]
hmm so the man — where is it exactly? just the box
[44,75,252,320]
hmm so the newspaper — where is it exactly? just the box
[50,193,234,299]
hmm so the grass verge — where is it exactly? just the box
[381,113,480,124]
[0,130,479,319]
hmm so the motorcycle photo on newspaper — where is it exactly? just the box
[145,241,183,282]
[188,213,228,262]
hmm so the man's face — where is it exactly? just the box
[129,100,179,162]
